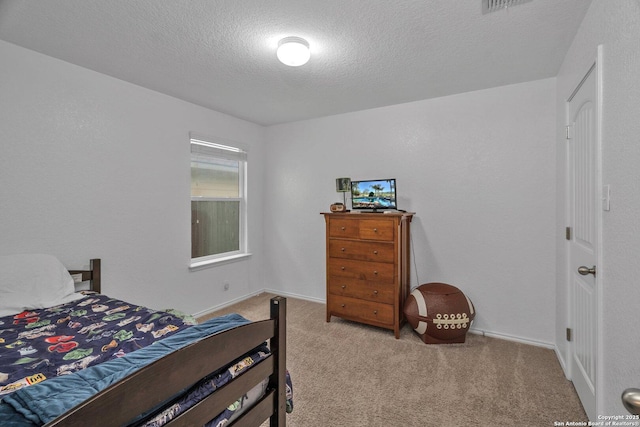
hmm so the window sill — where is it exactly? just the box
[189,253,252,270]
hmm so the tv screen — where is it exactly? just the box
[351,179,397,211]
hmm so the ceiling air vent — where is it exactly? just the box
[483,0,533,14]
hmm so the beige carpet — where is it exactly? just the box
[201,293,587,427]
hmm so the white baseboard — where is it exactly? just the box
[194,290,559,355]
[192,288,325,319]
[554,345,570,379]
[261,287,326,304]
[192,289,264,319]
[467,328,555,349]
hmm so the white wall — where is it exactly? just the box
[555,0,640,417]
[264,78,557,345]
[0,39,267,315]
[4,2,637,414]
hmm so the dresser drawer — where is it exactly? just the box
[328,278,394,304]
[328,294,394,325]
[328,258,395,282]
[328,239,395,263]
[328,218,360,238]
[328,217,396,241]
[358,219,395,241]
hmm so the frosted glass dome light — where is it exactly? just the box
[277,37,310,67]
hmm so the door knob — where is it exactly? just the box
[578,265,597,276]
[622,388,640,415]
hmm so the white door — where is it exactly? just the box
[567,60,600,420]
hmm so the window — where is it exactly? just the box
[190,136,247,266]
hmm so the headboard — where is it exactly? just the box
[69,258,101,293]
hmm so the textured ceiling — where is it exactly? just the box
[0,0,592,125]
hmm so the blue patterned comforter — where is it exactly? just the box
[0,294,195,399]
[0,295,293,426]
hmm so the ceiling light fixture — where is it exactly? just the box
[276,36,310,67]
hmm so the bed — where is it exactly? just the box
[0,254,291,426]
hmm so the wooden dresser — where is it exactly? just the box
[322,212,414,338]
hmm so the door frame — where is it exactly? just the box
[564,45,604,419]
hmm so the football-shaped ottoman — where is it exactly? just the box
[404,283,475,344]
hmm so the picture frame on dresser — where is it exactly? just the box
[335,177,351,192]
[321,211,414,338]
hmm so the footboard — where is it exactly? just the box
[45,296,287,427]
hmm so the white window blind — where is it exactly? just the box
[190,135,248,266]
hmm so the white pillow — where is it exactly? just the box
[0,254,84,317]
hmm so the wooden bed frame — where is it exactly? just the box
[45,259,287,427]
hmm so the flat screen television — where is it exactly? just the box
[350,178,397,211]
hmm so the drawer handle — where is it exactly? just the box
[373,250,378,255]
[373,271,378,275]
[341,226,346,231]
[373,290,378,295]
[341,247,345,252]
[373,310,378,315]
[373,228,378,232]
[341,304,346,308]
[341,266,345,270]
[341,285,346,289]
